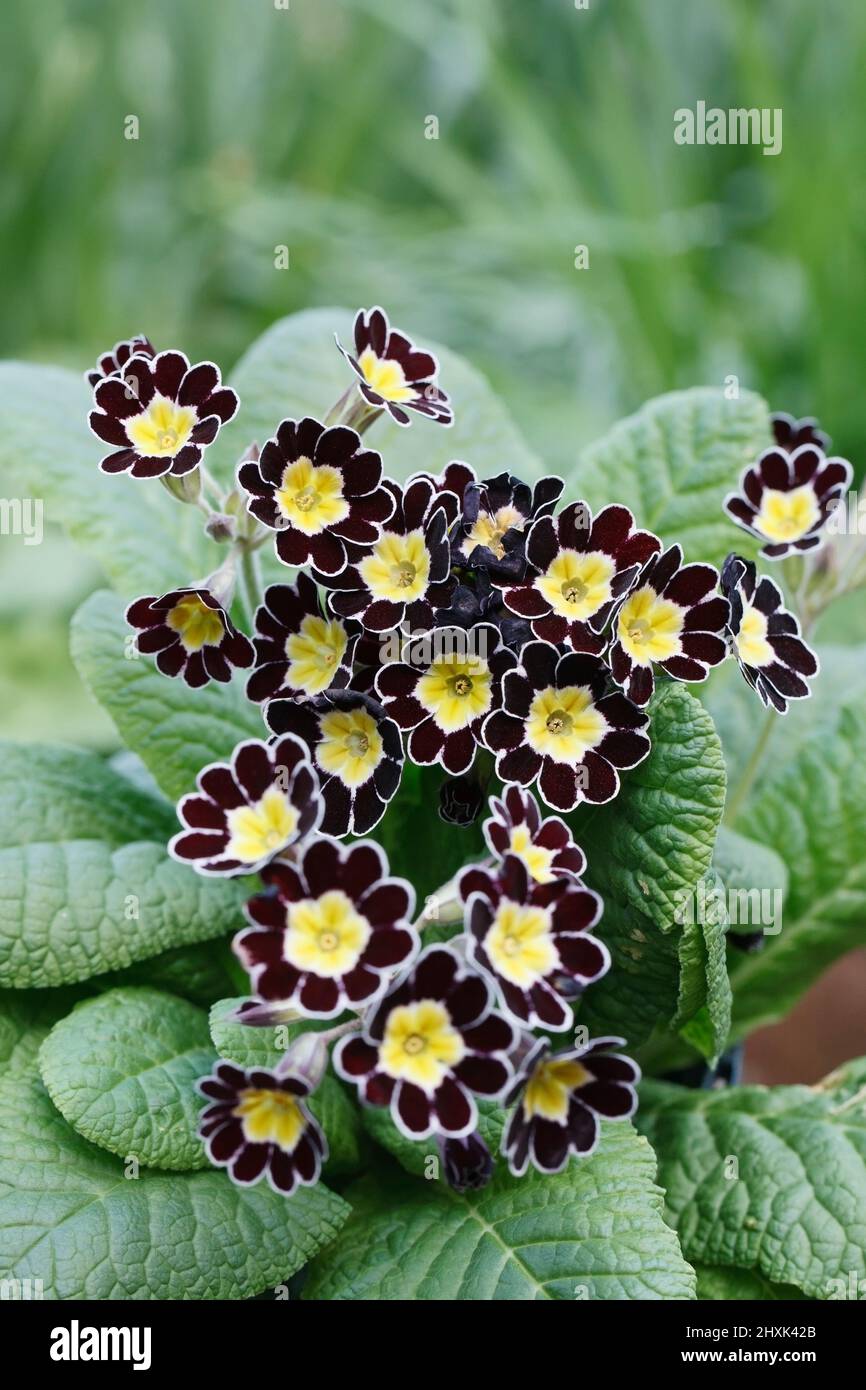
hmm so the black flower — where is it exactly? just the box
[237,417,394,576]
[334,944,517,1139]
[771,412,830,453]
[235,835,418,1018]
[483,783,586,884]
[501,1036,639,1176]
[197,1061,326,1196]
[452,470,564,580]
[86,333,155,388]
[337,305,452,426]
[126,586,253,688]
[89,349,238,478]
[724,443,853,560]
[437,1132,493,1193]
[720,554,819,713]
[482,642,651,811]
[608,544,729,705]
[265,689,403,836]
[246,573,360,703]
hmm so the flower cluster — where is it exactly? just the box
[87,308,845,1201]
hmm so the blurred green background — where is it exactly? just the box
[0,0,861,745]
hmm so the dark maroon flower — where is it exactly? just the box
[452,470,565,580]
[333,944,517,1140]
[237,417,394,576]
[499,502,661,655]
[483,783,586,884]
[86,333,155,388]
[608,545,729,705]
[234,836,418,1018]
[89,348,238,479]
[375,622,516,776]
[197,1060,326,1196]
[439,772,486,826]
[724,443,853,560]
[458,853,607,1032]
[482,642,651,811]
[337,305,452,427]
[246,573,360,703]
[501,1036,639,1176]
[771,411,831,454]
[317,476,455,633]
[437,1131,493,1193]
[265,689,403,836]
[435,573,533,652]
[126,586,253,688]
[169,735,321,876]
[720,554,819,714]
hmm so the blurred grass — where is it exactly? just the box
[0,0,862,743]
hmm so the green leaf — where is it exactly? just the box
[0,839,247,988]
[674,872,732,1064]
[0,987,87,1077]
[38,988,214,1171]
[712,824,788,935]
[71,589,263,801]
[208,998,363,1181]
[206,307,541,487]
[305,1122,695,1300]
[727,703,866,1041]
[95,940,240,1008]
[0,1059,349,1299]
[639,1060,866,1299]
[568,387,771,566]
[372,762,485,904]
[694,1265,809,1301]
[0,363,214,597]
[575,684,727,1048]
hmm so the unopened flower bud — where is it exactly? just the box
[161,468,202,505]
[205,511,236,544]
[278,1031,329,1091]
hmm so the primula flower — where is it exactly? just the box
[246,573,360,703]
[771,411,830,453]
[721,554,819,713]
[483,642,651,811]
[318,477,454,633]
[334,944,516,1139]
[483,783,586,884]
[501,1036,639,1176]
[374,622,516,776]
[86,333,155,388]
[438,771,487,826]
[608,544,729,705]
[126,586,253,688]
[234,836,418,1018]
[724,443,853,560]
[437,1132,494,1194]
[435,573,532,653]
[197,1061,326,1196]
[237,417,393,576]
[499,502,660,651]
[452,470,564,579]
[266,689,403,836]
[170,735,320,875]
[89,349,238,479]
[337,305,452,426]
[458,853,608,1032]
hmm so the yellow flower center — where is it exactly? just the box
[617,586,684,665]
[415,654,493,732]
[754,485,819,544]
[126,396,197,458]
[275,456,349,536]
[165,595,224,652]
[535,549,616,621]
[285,615,348,695]
[234,1087,305,1151]
[484,900,558,988]
[225,786,299,864]
[462,505,525,560]
[359,530,431,604]
[509,823,556,884]
[357,347,417,403]
[525,684,608,762]
[736,603,774,668]
[283,889,371,978]
[316,706,383,787]
[378,999,466,1090]
[523,1057,591,1123]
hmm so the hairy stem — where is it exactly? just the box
[724,706,776,826]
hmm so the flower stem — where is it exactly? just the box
[238,544,262,624]
[724,706,776,826]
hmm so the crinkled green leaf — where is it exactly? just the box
[694,1265,808,1301]
[39,988,214,1171]
[712,824,788,935]
[0,987,86,1077]
[71,589,263,801]
[305,1122,695,1301]
[95,940,239,1008]
[0,363,214,597]
[639,1059,866,1299]
[568,386,771,566]
[674,872,732,1064]
[0,1058,349,1300]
